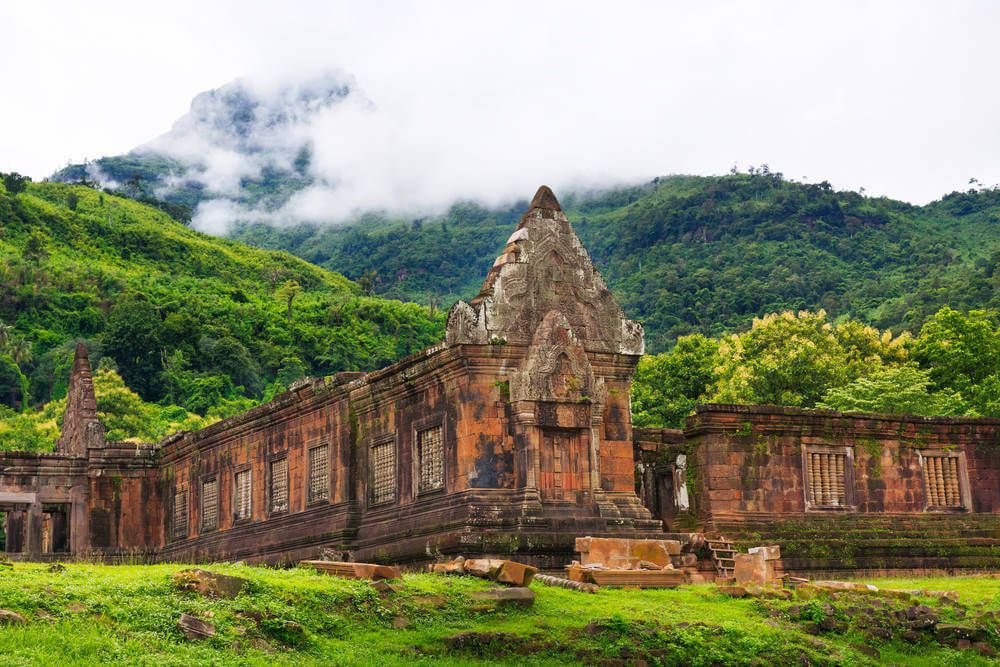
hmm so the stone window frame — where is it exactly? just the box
[199,474,219,534]
[801,444,856,511]
[233,464,252,524]
[368,434,398,507]
[268,451,290,517]
[172,487,189,542]
[306,440,331,506]
[412,415,447,497]
[918,449,972,512]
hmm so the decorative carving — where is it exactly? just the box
[56,343,106,456]
[446,186,644,355]
[510,311,595,404]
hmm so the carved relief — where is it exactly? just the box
[444,186,644,355]
[510,311,595,404]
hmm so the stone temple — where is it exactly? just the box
[2,186,1000,576]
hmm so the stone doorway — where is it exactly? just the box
[0,507,25,554]
[538,428,590,502]
[41,504,70,554]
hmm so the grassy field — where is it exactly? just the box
[0,562,999,666]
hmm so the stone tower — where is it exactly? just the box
[56,343,106,456]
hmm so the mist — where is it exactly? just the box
[4,1,1000,232]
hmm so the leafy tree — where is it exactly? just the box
[911,308,1000,413]
[711,311,853,406]
[818,365,967,416]
[0,355,28,412]
[1,172,31,195]
[103,297,163,399]
[276,279,302,320]
[632,334,720,427]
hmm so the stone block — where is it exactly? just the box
[301,560,401,580]
[463,558,506,579]
[747,545,781,561]
[733,553,770,585]
[470,587,535,608]
[178,613,216,641]
[495,560,538,586]
[0,610,26,624]
[717,585,747,597]
[173,568,248,599]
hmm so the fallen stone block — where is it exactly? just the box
[0,609,26,625]
[936,624,985,645]
[178,612,216,640]
[470,587,535,608]
[429,556,465,575]
[717,585,748,598]
[463,558,505,579]
[734,553,771,585]
[301,560,401,581]
[812,580,878,593]
[747,545,781,561]
[173,568,248,599]
[575,536,681,568]
[495,560,538,586]
[673,553,698,568]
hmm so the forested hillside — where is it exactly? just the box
[229,172,1000,353]
[0,177,443,438]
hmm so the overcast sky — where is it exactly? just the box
[2,0,999,209]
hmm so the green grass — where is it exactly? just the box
[2,563,1000,665]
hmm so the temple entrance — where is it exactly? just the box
[41,504,70,554]
[538,428,590,502]
[1,509,25,554]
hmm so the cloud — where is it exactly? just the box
[4,0,1000,224]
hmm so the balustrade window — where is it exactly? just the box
[308,445,330,503]
[201,478,218,532]
[370,439,396,505]
[417,425,445,493]
[922,454,964,508]
[805,449,850,508]
[235,469,252,521]
[173,489,188,540]
[271,457,289,514]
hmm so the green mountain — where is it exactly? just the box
[228,172,1000,352]
[0,178,444,417]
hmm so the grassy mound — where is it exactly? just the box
[1,563,999,665]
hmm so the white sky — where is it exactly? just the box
[2,0,999,207]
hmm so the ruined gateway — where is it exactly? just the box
[3,186,1000,576]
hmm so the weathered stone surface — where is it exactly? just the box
[495,560,538,586]
[178,613,216,640]
[575,537,680,568]
[301,561,401,581]
[463,559,505,579]
[470,587,535,608]
[935,624,985,644]
[717,585,748,598]
[430,556,465,574]
[174,568,248,599]
[734,553,770,585]
[748,545,781,561]
[0,610,26,624]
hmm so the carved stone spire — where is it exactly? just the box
[446,185,644,355]
[56,343,106,455]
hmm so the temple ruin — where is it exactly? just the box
[2,186,1000,576]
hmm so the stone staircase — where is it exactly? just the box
[709,513,1000,576]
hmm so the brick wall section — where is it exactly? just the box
[682,404,1000,523]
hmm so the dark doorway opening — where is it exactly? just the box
[42,504,70,554]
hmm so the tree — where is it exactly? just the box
[1,172,31,196]
[276,279,302,320]
[911,308,1000,414]
[103,297,163,399]
[66,191,79,211]
[632,334,720,427]
[818,365,967,416]
[710,310,853,406]
[23,231,49,265]
[0,355,28,412]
